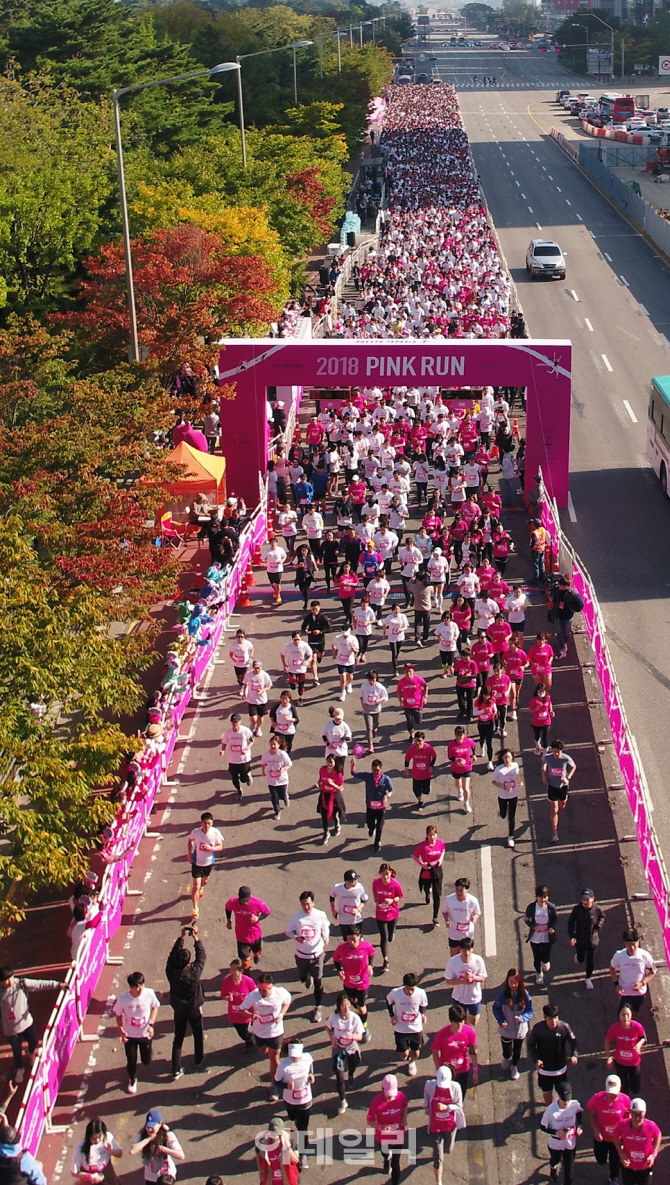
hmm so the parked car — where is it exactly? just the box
[556,88,571,102]
[526,239,566,280]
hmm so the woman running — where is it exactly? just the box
[528,684,555,754]
[269,690,299,754]
[261,736,292,821]
[336,562,360,627]
[326,992,365,1115]
[447,726,477,814]
[359,669,389,753]
[292,545,316,611]
[492,748,521,848]
[473,686,497,770]
[528,632,554,692]
[492,968,533,1080]
[435,609,459,677]
[372,863,404,970]
[412,824,446,928]
[316,754,346,845]
[353,593,376,664]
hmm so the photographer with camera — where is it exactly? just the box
[165,926,206,1081]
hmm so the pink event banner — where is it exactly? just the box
[17,508,267,1156]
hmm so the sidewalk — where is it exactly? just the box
[33,396,670,1185]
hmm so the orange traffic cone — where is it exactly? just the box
[236,583,252,609]
[512,417,520,440]
[243,562,256,589]
[252,542,263,567]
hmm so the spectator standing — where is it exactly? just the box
[550,575,584,659]
[0,967,66,1084]
[165,926,206,1080]
[568,889,605,990]
[113,971,160,1095]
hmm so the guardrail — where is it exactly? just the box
[540,495,670,968]
[15,501,268,1154]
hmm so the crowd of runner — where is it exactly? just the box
[3,84,661,1185]
[326,84,511,341]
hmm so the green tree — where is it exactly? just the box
[461,4,495,28]
[0,77,112,311]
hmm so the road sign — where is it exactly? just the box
[659,55,670,75]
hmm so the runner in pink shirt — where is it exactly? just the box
[404,732,437,809]
[447,726,477,813]
[220,959,256,1049]
[528,632,554,691]
[367,1074,409,1184]
[412,824,446,927]
[432,1006,478,1097]
[503,639,529,719]
[614,1099,661,1180]
[586,1075,632,1182]
[489,574,511,612]
[528,685,555,754]
[225,886,271,971]
[454,648,477,720]
[332,927,375,1037]
[471,631,494,691]
[488,613,512,662]
[488,663,512,738]
[372,863,404,970]
[605,1006,646,1097]
[396,663,428,740]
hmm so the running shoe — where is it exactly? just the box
[127,1080,137,1094]
[507,837,515,848]
[408,1061,417,1077]
[338,1099,348,1114]
[172,1069,185,1081]
[313,1007,322,1023]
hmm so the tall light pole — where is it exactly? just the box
[336,30,347,73]
[292,39,314,104]
[588,13,615,82]
[236,40,313,169]
[112,62,240,365]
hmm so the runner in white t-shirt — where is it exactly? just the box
[220,713,254,802]
[332,627,360,701]
[240,975,291,1098]
[265,541,287,605]
[229,628,254,696]
[444,940,488,1024]
[274,1044,314,1152]
[386,974,428,1075]
[359,670,389,753]
[383,606,410,676]
[442,880,482,954]
[187,811,224,915]
[330,871,369,937]
[113,974,160,1094]
[242,660,273,737]
[261,736,292,821]
[326,993,365,1113]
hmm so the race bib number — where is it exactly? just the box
[370,800,385,810]
[456,921,470,932]
[401,1010,417,1023]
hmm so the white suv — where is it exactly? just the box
[526,239,566,280]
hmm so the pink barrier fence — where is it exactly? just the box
[15,504,268,1154]
[541,498,670,968]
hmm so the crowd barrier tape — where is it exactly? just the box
[15,501,268,1155]
[541,496,670,969]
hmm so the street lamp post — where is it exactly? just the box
[112,62,240,364]
[292,39,314,104]
[588,13,615,81]
[235,40,312,169]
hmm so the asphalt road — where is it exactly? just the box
[420,40,670,871]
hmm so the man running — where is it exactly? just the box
[541,739,576,844]
[240,973,291,1100]
[225,886,270,972]
[187,812,224,917]
[284,891,331,1024]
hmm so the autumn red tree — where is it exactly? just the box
[286,168,337,242]
[55,225,282,379]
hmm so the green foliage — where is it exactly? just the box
[0,77,112,311]
[461,4,495,28]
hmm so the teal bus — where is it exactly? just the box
[648,375,670,495]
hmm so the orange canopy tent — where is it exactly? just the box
[165,440,226,503]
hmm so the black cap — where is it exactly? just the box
[239,886,252,902]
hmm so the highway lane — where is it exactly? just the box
[417,42,670,854]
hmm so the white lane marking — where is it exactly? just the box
[566,199,572,206]
[589,230,596,239]
[567,492,577,523]
[516,180,521,187]
[542,165,547,171]
[480,845,497,958]
[639,304,649,315]
[602,354,613,372]
[577,214,583,221]
[660,332,670,346]
[604,252,612,262]
[556,186,562,192]
[521,191,526,198]
[536,222,542,230]
[570,290,579,302]
[620,275,630,287]
[585,318,594,331]
[548,174,554,180]
[510,170,515,176]
[623,400,638,423]
[528,206,534,213]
